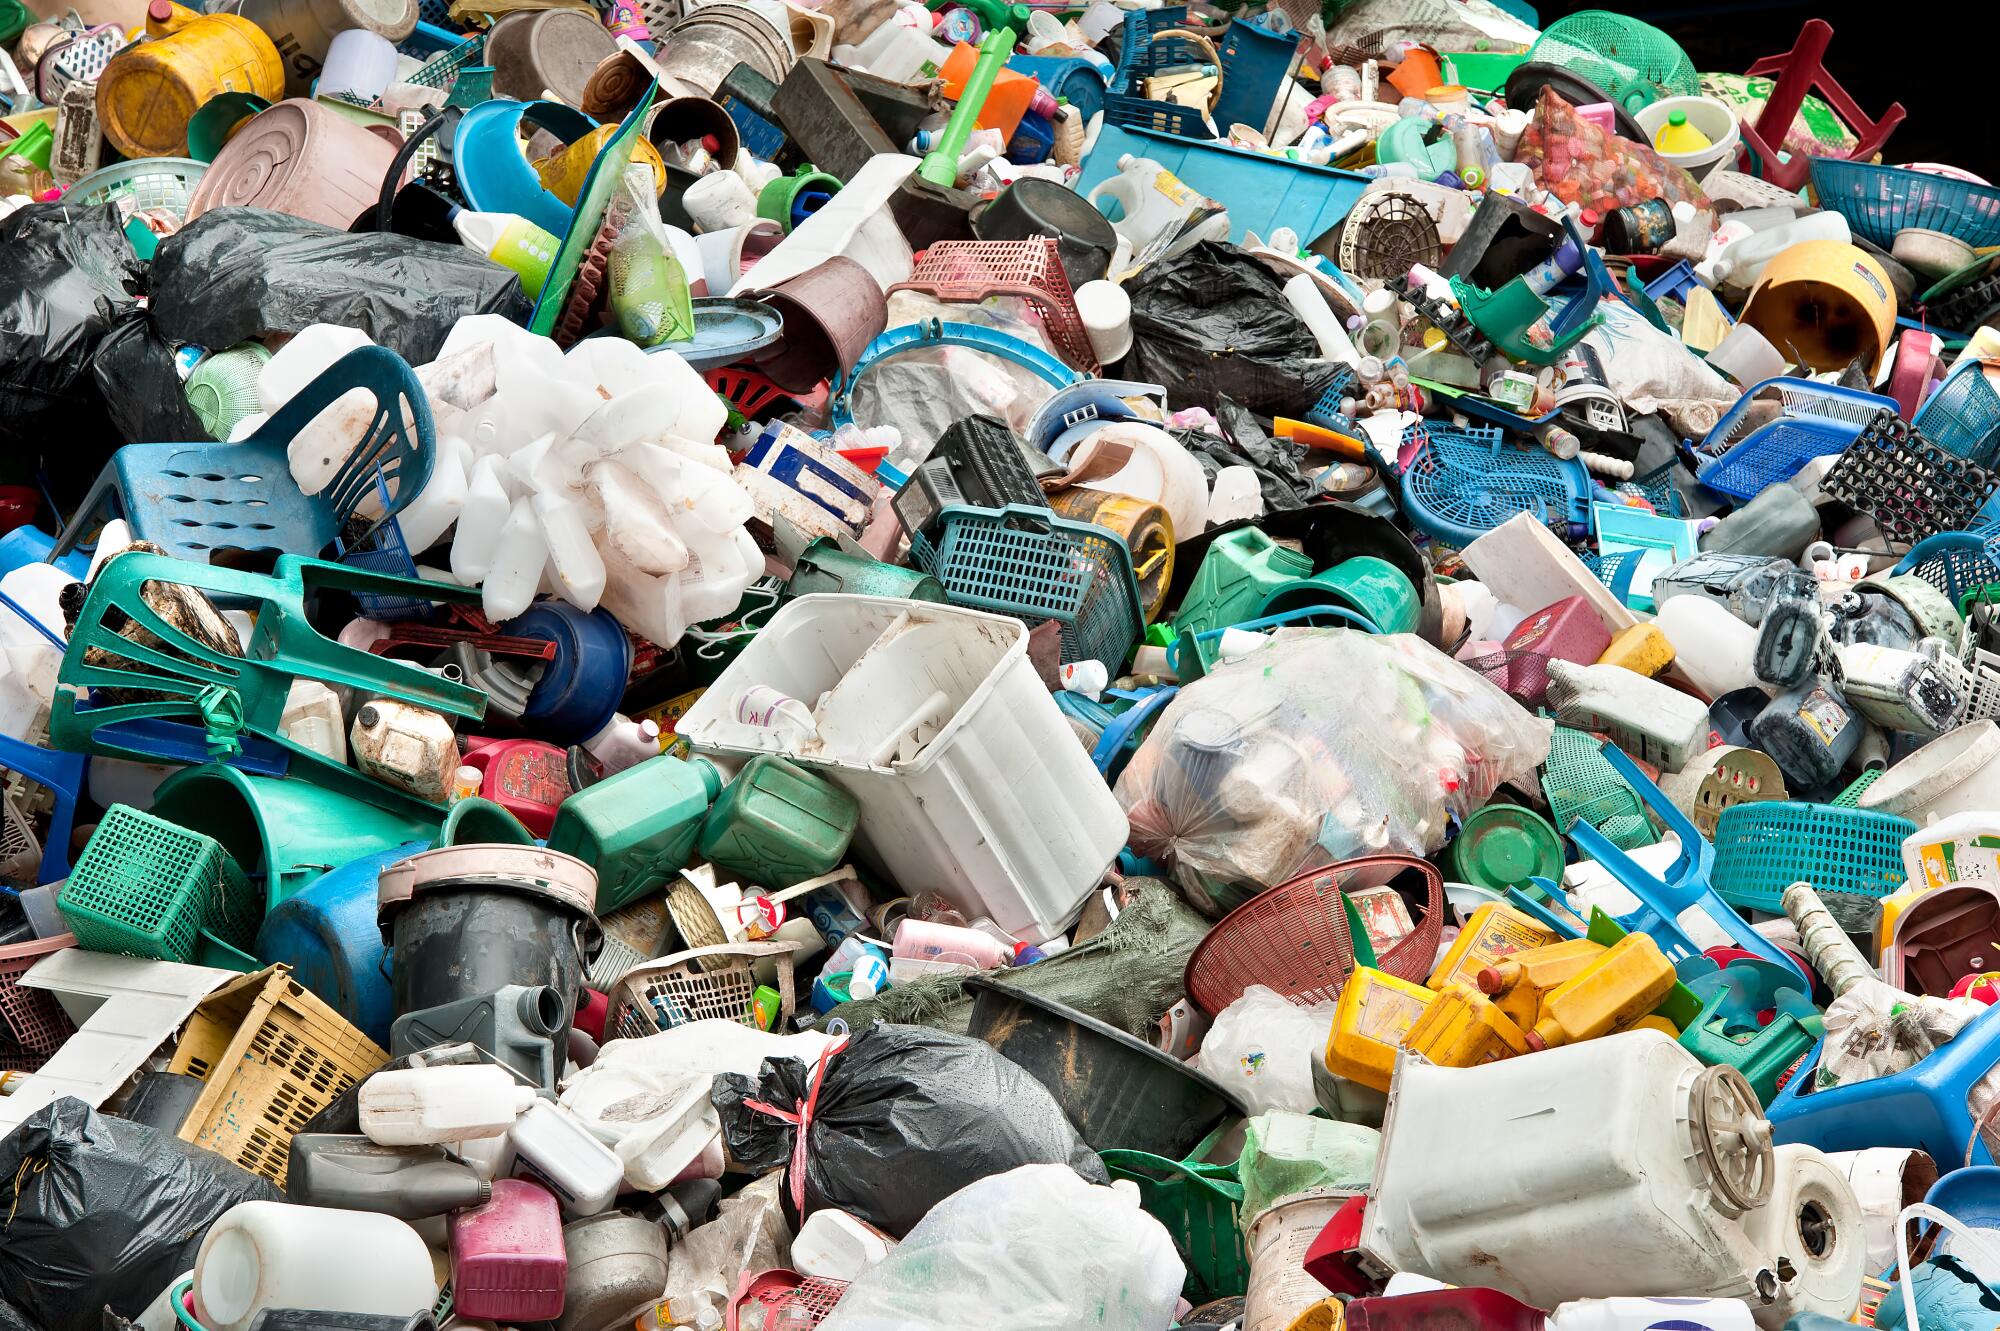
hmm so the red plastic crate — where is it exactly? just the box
[0,934,77,1061]
[890,239,1098,373]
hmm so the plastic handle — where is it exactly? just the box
[920,29,1011,187]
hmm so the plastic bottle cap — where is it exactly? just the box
[1475,965,1504,994]
[148,0,173,18]
[1668,111,1687,126]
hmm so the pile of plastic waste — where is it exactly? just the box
[6,0,2000,1326]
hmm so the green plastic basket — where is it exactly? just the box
[66,157,207,219]
[58,805,260,962]
[1710,802,1916,915]
[1525,10,1697,110]
[1541,725,1656,850]
[1100,1149,1249,1303]
[1830,768,1885,808]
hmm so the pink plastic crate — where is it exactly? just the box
[1503,595,1612,667]
[0,934,77,1062]
[450,1178,568,1321]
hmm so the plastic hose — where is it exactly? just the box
[170,1279,209,1331]
[919,29,1010,187]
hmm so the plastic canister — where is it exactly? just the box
[391,985,564,1091]
[359,1065,539,1145]
[1325,966,1437,1093]
[1544,660,1711,770]
[351,699,457,803]
[1243,1189,1357,1331]
[96,12,284,158]
[1400,983,1531,1069]
[1476,937,1608,1030]
[792,1210,894,1282]
[695,754,860,888]
[1698,483,1819,559]
[510,1100,622,1218]
[1086,154,1214,253]
[1654,595,1760,698]
[285,1134,491,1219]
[1526,932,1675,1050]
[1750,679,1862,790]
[451,1178,568,1322]
[1427,901,1561,990]
[192,1201,437,1331]
[1174,527,1315,638]
[461,738,571,838]
[228,0,416,95]
[186,98,398,230]
[548,754,721,913]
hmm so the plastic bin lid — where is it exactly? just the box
[648,296,784,370]
[1448,804,1563,891]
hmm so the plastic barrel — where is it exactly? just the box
[232,0,418,96]
[97,14,284,158]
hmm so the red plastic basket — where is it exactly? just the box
[1183,855,1444,1016]
[704,367,800,423]
[0,934,78,1063]
[727,1269,850,1331]
[889,238,1098,373]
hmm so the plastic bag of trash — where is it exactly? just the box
[712,1023,1109,1236]
[1122,243,1340,419]
[1578,300,1739,440]
[1199,986,1336,1116]
[149,209,530,367]
[1235,1112,1380,1229]
[816,1164,1184,1331]
[1515,88,1709,216]
[1118,630,1552,915]
[0,1097,283,1331]
[93,315,211,445]
[661,1172,793,1325]
[1173,397,1318,513]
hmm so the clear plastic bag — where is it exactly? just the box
[815,1164,1184,1331]
[1198,986,1335,1117]
[1514,88,1710,216]
[1235,1112,1381,1230]
[1116,630,1552,914]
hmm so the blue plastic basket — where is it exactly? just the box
[1710,802,1916,915]
[1101,93,1211,138]
[1810,158,2000,251]
[1916,359,2000,466]
[1694,377,1898,501]
[1302,363,1358,431]
[911,503,1144,670]
[1210,19,1300,137]
[1109,5,1190,93]
[1398,424,1592,550]
[1893,532,2000,608]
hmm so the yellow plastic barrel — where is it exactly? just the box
[97,12,283,159]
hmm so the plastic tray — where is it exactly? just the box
[1810,157,2000,250]
[607,942,799,1037]
[65,157,206,219]
[1822,411,1998,546]
[1694,377,1898,501]
[1399,425,1592,549]
[1710,802,1916,915]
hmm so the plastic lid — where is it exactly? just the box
[1451,805,1562,890]
[1668,110,1687,126]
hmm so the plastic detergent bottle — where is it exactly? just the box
[1543,660,1711,769]
[1325,966,1438,1092]
[1652,110,1712,154]
[454,211,559,302]
[1085,155,1214,253]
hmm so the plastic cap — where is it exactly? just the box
[1475,965,1505,994]
[1668,110,1687,126]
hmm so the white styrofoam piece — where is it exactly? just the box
[1460,512,1640,636]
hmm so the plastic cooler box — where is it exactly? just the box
[675,595,1126,943]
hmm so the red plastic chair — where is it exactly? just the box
[1736,20,1905,191]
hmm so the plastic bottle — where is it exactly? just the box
[279,679,347,763]
[792,1210,895,1281]
[891,917,1012,970]
[1653,595,1761,698]
[1427,901,1560,990]
[450,1178,568,1322]
[192,1201,437,1331]
[1652,552,1793,625]
[350,699,458,803]
[1698,209,1850,291]
[1526,932,1676,1050]
[1476,938,1608,1030]
[360,1065,538,1145]
[1326,966,1438,1092]
[533,490,607,612]
[1084,155,1214,253]
[285,1134,492,1219]
[396,433,470,556]
[1753,568,1824,690]
[583,714,662,775]
[453,210,559,301]
[509,1099,623,1218]
[1751,677,1863,790]
[483,497,548,622]
[1697,483,1818,559]
[1543,660,1711,769]
[1550,1298,1754,1330]
[1401,982,1532,1068]
[451,454,512,585]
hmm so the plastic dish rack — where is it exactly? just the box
[1541,724,1655,851]
[0,934,78,1069]
[910,502,1144,670]
[728,1270,849,1331]
[1693,377,1896,501]
[1709,802,1916,915]
[1915,360,2000,467]
[66,157,206,220]
[1809,158,2000,251]
[888,239,1096,373]
[1398,424,1592,549]
[606,941,800,1039]
[1821,410,1999,546]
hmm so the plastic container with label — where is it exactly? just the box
[360,1065,538,1146]
[1751,679,1863,790]
[1526,932,1676,1050]
[286,1134,491,1219]
[1651,553,1793,626]
[1324,966,1437,1093]
[192,1201,436,1331]
[1426,901,1561,991]
[1545,660,1711,770]
[450,1178,568,1322]
[891,918,1012,971]
[1400,982,1532,1069]
[508,1100,622,1218]
[461,737,571,838]
[1476,937,1608,1030]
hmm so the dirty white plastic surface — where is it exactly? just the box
[1460,513,1638,638]
[1864,719,2000,824]
[359,1065,537,1145]
[194,1201,436,1331]
[558,1067,719,1192]
[280,680,346,764]
[1901,809,2000,890]
[1653,595,1760,699]
[792,1210,895,1282]
[677,597,1126,943]
[508,1099,624,1217]
[1544,659,1712,770]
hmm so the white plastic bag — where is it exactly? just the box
[1199,986,1335,1117]
[816,1165,1183,1331]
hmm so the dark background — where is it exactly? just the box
[1531,0,1979,173]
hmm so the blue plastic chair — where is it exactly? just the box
[1894,532,2000,609]
[0,588,84,885]
[1768,1002,2000,1169]
[52,345,436,566]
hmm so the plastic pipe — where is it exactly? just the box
[1782,882,1875,997]
[921,29,1011,187]
[1283,272,1361,367]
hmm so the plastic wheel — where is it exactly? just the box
[1692,1063,1774,1212]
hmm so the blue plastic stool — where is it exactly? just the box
[1767,1002,2000,1168]
[52,345,436,566]
[0,733,86,885]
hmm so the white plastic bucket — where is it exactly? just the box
[1634,95,1739,184]
[1243,1188,1356,1331]
[1861,719,2000,823]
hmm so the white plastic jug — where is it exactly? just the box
[1086,155,1214,253]
[280,680,346,763]
[793,1210,895,1281]
[584,714,663,774]
[1544,660,1712,770]
[395,433,471,556]
[483,497,549,621]
[193,1201,437,1331]
[846,14,947,82]
[360,1065,539,1145]
[591,459,691,574]
[534,490,607,611]
[1700,210,1851,291]
[450,454,513,585]
[350,700,459,804]
[260,324,373,413]
[1654,595,1761,699]
[508,1099,622,1217]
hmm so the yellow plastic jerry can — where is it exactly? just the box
[1427,901,1562,991]
[1327,967,1437,1093]
[1401,982,1532,1069]
[1527,931,1677,1051]
[1475,936,1608,1030]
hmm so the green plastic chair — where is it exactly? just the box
[53,552,486,820]
[1100,1145,1250,1303]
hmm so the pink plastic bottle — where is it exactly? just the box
[450,1178,568,1322]
[892,918,1012,970]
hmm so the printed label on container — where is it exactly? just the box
[1795,686,1849,746]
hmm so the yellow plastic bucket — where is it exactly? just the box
[97,12,283,159]
[535,122,667,206]
[1741,238,1898,375]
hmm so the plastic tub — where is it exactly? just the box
[964,977,1245,1156]
[1860,719,2000,824]
[184,98,397,230]
[1632,95,1738,183]
[97,13,283,159]
[231,0,418,96]
[484,9,616,105]
[255,841,423,1047]
[455,99,599,239]
[676,596,1126,944]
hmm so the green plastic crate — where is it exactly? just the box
[59,805,260,962]
[1100,1149,1249,1303]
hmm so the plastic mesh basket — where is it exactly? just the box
[608,942,798,1039]
[59,805,260,962]
[728,1271,849,1331]
[1100,1150,1248,1302]
[1399,425,1591,549]
[1525,10,1697,104]
[0,934,77,1061]
[66,157,206,220]
[1102,93,1212,138]
[1710,802,1916,915]
[1893,533,2000,609]
[1303,363,1358,430]
[911,503,1144,670]
[1810,158,2000,250]
[889,239,1097,372]
[1463,649,1552,708]
[407,31,486,91]
[1916,361,2000,467]
[1541,725,1655,850]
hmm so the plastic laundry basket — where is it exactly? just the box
[606,941,798,1038]
[1916,360,2000,467]
[675,595,1127,945]
[1809,158,2000,251]
[0,934,77,1066]
[1710,802,1916,915]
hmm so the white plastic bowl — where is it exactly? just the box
[1635,95,1740,184]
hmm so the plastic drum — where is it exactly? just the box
[502,601,633,745]
[185,97,397,229]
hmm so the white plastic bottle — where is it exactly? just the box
[1543,660,1712,770]
[259,324,373,413]
[591,459,691,574]
[394,433,471,555]
[533,490,607,612]
[192,1202,437,1331]
[1085,155,1214,253]
[280,679,346,763]
[1652,595,1761,699]
[350,700,458,804]
[792,1210,895,1282]
[584,714,662,774]
[1699,210,1851,291]
[1548,1297,1756,1330]
[360,1065,538,1145]
[508,1099,623,1217]
[452,210,559,301]
[451,454,512,585]
[482,497,548,622]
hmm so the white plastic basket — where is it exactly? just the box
[676,595,1126,944]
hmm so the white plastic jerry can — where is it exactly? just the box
[359,1065,538,1146]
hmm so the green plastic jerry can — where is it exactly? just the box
[547,754,723,912]
[697,755,859,888]
[1172,527,1313,640]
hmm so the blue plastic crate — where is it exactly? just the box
[1101,93,1211,138]
[1916,359,2000,466]
[1710,802,1915,915]
[1109,5,1191,94]
[1810,157,2000,250]
[1077,122,1368,249]
[1399,424,1591,549]
[1302,364,1357,429]
[400,16,462,56]
[1211,19,1301,138]
[720,94,786,162]
[1693,376,1898,501]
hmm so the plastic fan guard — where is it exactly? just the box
[1399,426,1589,548]
[1339,191,1442,281]
[705,366,798,423]
[1184,854,1444,1016]
[890,238,1097,373]
[1709,802,1915,915]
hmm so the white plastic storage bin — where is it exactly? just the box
[676,595,1125,943]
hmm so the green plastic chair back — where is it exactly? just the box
[54,552,485,821]
[1100,1148,1250,1302]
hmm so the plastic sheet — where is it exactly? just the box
[149,210,532,367]
[712,1022,1109,1237]
[1117,630,1552,913]
[0,1097,284,1331]
[1235,1111,1381,1231]
[815,1164,1184,1331]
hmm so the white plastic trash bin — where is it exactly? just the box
[676,595,1126,943]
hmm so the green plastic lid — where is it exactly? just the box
[1,121,54,173]
[0,0,28,46]
[1668,110,1687,126]
[1448,805,1563,891]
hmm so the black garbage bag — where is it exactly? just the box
[0,1097,282,1331]
[0,201,147,497]
[1173,395,1316,512]
[1121,242,1338,418]
[712,1023,1107,1237]
[94,315,211,445]
[150,208,529,366]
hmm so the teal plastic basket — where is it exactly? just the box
[1542,725,1655,850]
[1916,360,2000,467]
[1710,802,1916,915]
[1810,158,2000,251]
[58,804,260,962]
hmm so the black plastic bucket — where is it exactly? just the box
[388,884,596,1028]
